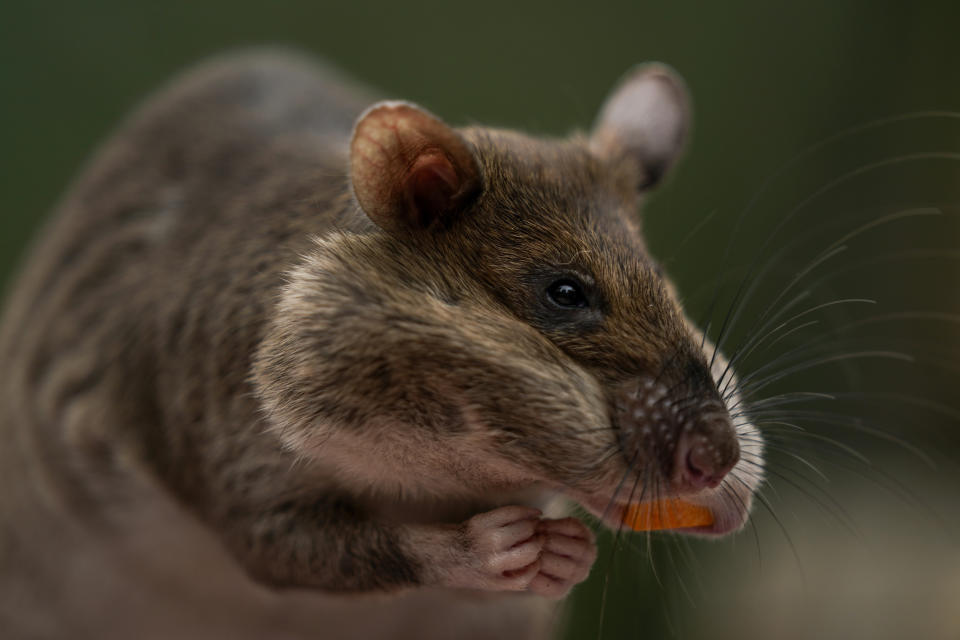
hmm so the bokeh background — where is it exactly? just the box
[2,1,959,638]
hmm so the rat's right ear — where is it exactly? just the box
[590,64,691,190]
[350,101,482,232]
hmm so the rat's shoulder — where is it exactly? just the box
[66,49,377,209]
[131,48,378,142]
[46,49,378,251]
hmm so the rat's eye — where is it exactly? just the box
[546,279,589,308]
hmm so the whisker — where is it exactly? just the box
[718,245,852,388]
[808,309,960,345]
[728,391,835,415]
[597,460,647,640]
[661,208,719,270]
[731,475,807,589]
[720,478,763,565]
[710,153,958,384]
[721,298,877,394]
[753,423,871,465]
[726,206,941,379]
[745,409,936,467]
[738,349,915,396]
[795,248,960,302]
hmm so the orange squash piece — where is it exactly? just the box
[623,498,714,531]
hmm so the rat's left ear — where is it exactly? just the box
[590,64,690,190]
[350,101,482,233]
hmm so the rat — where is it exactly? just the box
[0,50,764,639]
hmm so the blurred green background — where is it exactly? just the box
[2,1,959,638]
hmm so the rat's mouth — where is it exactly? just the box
[570,486,752,537]
[556,371,766,538]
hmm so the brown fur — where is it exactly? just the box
[0,49,763,638]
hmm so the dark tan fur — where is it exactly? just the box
[0,50,762,639]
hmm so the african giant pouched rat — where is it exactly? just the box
[0,50,764,639]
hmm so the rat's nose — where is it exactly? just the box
[614,372,741,494]
[674,415,740,491]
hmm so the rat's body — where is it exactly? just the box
[0,51,763,639]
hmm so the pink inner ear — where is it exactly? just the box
[351,101,480,232]
[405,151,459,227]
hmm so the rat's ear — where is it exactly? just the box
[350,101,482,232]
[590,64,690,190]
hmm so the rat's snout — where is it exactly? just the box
[673,412,740,492]
[615,374,740,495]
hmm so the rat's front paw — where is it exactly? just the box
[446,505,544,592]
[527,517,597,600]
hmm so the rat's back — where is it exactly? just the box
[0,50,554,640]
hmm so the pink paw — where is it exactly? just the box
[448,505,545,591]
[527,517,597,600]
[442,507,597,599]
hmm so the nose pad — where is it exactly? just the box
[673,417,740,491]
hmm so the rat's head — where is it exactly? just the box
[264,64,763,536]
[343,65,765,536]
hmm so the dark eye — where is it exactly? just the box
[546,279,588,308]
